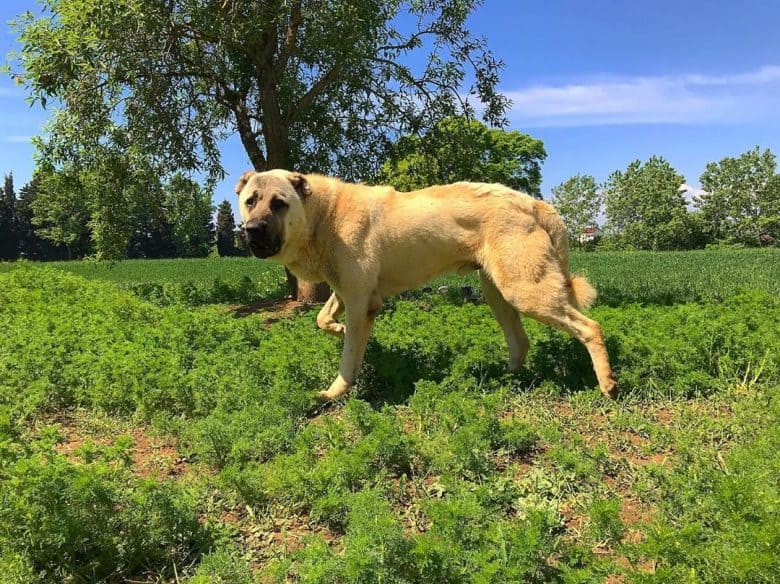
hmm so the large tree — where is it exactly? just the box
[216,200,240,257]
[378,117,546,195]
[550,174,601,246]
[0,173,17,259]
[31,165,93,260]
[11,0,508,299]
[15,175,67,260]
[603,157,700,251]
[697,147,779,246]
[165,174,215,258]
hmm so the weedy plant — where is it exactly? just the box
[0,249,778,582]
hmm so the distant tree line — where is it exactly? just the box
[0,169,248,261]
[2,131,775,262]
[0,115,547,263]
[551,146,779,250]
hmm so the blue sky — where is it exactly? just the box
[2,0,779,213]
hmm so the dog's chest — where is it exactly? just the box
[287,257,327,285]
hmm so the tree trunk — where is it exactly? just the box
[295,279,331,304]
[261,99,330,302]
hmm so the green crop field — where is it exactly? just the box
[2,247,778,307]
[1,249,778,583]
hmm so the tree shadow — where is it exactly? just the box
[358,330,624,409]
[231,297,308,319]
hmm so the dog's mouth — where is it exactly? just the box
[248,237,282,258]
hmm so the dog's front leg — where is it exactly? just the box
[318,292,382,401]
[316,293,345,337]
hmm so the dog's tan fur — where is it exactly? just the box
[237,169,617,401]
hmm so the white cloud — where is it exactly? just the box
[505,66,780,127]
[678,183,708,197]
[0,135,33,143]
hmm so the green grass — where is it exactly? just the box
[433,247,780,306]
[0,249,778,582]
[0,256,281,284]
[0,257,288,305]
[2,247,778,306]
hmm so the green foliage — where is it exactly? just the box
[216,200,243,257]
[0,257,289,306]
[0,250,778,581]
[0,434,210,582]
[26,244,777,312]
[10,0,507,183]
[568,248,780,306]
[698,146,779,246]
[604,156,703,250]
[0,173,17,259]
[30,165,93,259]
[588,497,625,545]
[13,174,68,260]
[189,549,256,584]
[637,389,780,583]
[0,267,325,429]
[165,173,215,258]
[32,154,215,260]
[378,117,547,196]
[551,174,601,245]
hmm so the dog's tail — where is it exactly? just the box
[533,199,597,310]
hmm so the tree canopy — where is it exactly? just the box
[11,0,509,183]
[378,117,546,195]
[550,174,601,245]
[698,147,779,246]
[603,157,701,251]
[216,200,242,257]
[0,174,17,259]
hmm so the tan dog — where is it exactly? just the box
[236,169,617,401]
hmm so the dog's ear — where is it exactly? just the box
[289,172,311,198]
[234,170,256,195]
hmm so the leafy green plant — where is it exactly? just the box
[1,250,778,582]
[588,497,625,546]
[0,437,210,582]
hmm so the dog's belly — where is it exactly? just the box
[376,240,478,296]
[378,260,479,296]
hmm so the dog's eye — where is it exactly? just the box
[270,198,288,212]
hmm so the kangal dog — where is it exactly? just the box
[236,169,617,401]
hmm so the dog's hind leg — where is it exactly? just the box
[317,293,345,337]
[526,302,618,399]
[483,240,618,399]
[480,270,530,370]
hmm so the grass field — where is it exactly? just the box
[2,247,779,306]
[1,249,778,582]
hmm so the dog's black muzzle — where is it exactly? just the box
[244,220,282,258]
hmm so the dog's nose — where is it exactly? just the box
[244,220,268,238]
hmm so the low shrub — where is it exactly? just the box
[0,434,210,582]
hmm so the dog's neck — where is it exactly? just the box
[282,176,339,284]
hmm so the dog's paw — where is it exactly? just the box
[317,389,346,402]
[320,324,346,338]
[318,376,351,402]
[601,380,619,400]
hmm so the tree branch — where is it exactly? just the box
[217,83,266,170]
[287,63,343,125]
[273,1,302,81]
[377,28,436,53]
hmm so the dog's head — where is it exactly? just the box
[235,169,311,259]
